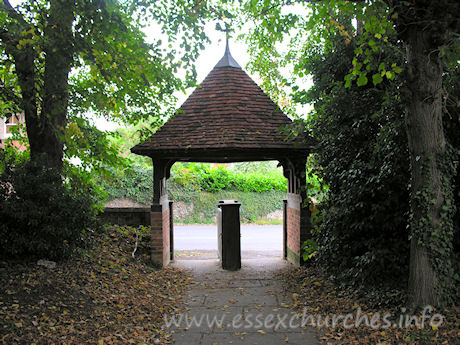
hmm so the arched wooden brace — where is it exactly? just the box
[152,159,174,204]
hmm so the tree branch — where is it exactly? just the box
[1,0,28,26]
[251,0,365,18]
[0,0,32,46]
[0,27,8,42]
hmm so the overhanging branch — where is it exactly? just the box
[251,0,366,18]
[0,0,32,47]
[1,0,28,26]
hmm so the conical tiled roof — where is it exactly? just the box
[131,44,311,162]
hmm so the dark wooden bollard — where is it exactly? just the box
[218,200,241,271]
[169,200,174,261]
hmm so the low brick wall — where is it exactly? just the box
[150,208,163,265]
[286,193,301,266]
[161,204,170,266]
[99,207,150,227]
[150,197,170,267]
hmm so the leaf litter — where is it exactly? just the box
[0,226,191,344]
[278,266,459,345]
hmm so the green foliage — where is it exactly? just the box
[0,0,212,185]
[301,201,323,262]
[237,0,459,306]
[64,117,129,176]
[97,162,290,223]
[302,238,318,261]
[168,181,285,224]
[302,31,410,290]
[193,164,234,192]
[96,166,286,224]
[343,2,402,88]
[231,161,279,174]
[170,163,287,193]
[98,162,287,202]
[0,155,99,260]
[107,126,154,168]
[99,165,154,206]
[0,138,29,174]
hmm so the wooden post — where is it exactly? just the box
[218,200,241,271]
[169,200,174,261]
[152,160,165,204]
[283,199,287,260]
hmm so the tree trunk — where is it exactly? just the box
[11,42,40,154]
[28,0,75,173]
[0,2,41,157]
[404,26,447,308]
[1,0,75,173]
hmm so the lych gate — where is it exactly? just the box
[131,42,314,267]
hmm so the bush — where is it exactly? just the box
[302,32,410,292]
[170,163,288,193]
[99,165,153,205]
[167,181,285,223]
[98,161,322,224]
[0,158,99,260]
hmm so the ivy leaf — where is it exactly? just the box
[393,66,403,74]
[386,71,395,80]
[372,73,383,85]
[344,74,353,88]
[357,73,368,86]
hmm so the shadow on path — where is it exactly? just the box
[169,257,319,345]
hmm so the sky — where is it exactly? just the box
[8,0,244,131]
[96,4,313,132]
[95,21,253,132]
[8,0,312,132]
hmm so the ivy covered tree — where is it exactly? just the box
[237,0,459,307]
[301,29,411,295]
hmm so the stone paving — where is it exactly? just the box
[169,258,319,345]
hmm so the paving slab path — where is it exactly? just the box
[169,258,319,345]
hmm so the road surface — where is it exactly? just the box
[173,225,283,259]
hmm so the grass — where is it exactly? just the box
[252,218,283,225]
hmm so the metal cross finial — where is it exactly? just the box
[215,24,241,69]
[217,22,232,50]
[222,24,231,40]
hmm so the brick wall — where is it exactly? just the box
[161,205,170,266]
[150,209,163,266]
[286,193,301,266]
[287,207,300,255]
[150,197,170,267]
[100,208,150,227]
